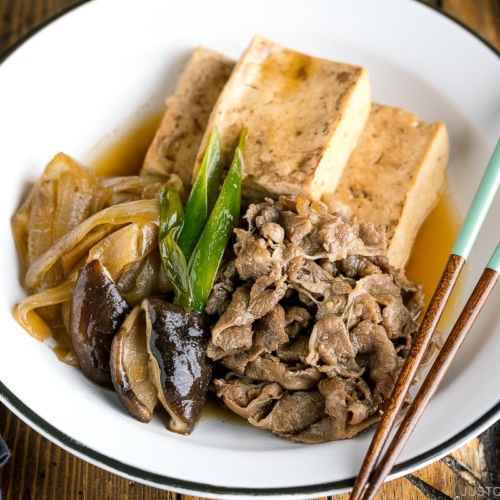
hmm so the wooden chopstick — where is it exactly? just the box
[349,137,500,500]
[360,242,500,500]
[348,254,463,500]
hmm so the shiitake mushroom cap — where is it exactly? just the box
[110,305,158,422]
[143,298,212,434]
[70,259,131,388]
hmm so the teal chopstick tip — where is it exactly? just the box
[452,137,500,259]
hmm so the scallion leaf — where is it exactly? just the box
[158,186,192,311]
[188,129,246,315]
[177,126,221,262]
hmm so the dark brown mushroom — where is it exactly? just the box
[110,305,158,422]
[143,298,212,435]
[70,259,131,388]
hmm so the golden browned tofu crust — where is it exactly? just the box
[141,47,235,187]
[323,103,449,270]
[192,35,371,204]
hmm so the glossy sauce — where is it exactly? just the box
[89,111,163,177]
[405,187,463,329]
[201,392,248,426]
[88,114,462,423]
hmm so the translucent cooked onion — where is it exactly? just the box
[11,152,182,357]
[116,251,170,305]
[14,272,78,341]
[98,175,179,206]
[12,153,100,271]
[87,222,159,281]
[25,199,160,291]
[12,153,176,293]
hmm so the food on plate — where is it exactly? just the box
[13,127,244,435]
[110,305,158,423]
[12,152,176,363]
[143,298,211,434]
[142,36,449,270]
[128,129,243,434]
[70,259,132,387]
[141,46,234,186]
[207,196,423,443]
[323,104,449,270]
[192,35,371,204]
[11,35,449,441]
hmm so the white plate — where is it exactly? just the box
[1,0,500,497]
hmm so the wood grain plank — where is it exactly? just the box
[442,0,500,49]
[0,404,177,500]
[0,0,79,55]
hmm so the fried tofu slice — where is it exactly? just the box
[323,104,449,270]
[192,35,372,204]
[141,47,235,187]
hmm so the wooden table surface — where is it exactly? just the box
[1,1,500,499]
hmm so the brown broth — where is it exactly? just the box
[405,186,463,330]
[200,392,249,426]
[89,110,163,177]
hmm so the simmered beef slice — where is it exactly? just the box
[252,390,325,434]
[213,375,283,421]
[207,196,424,444]
[207,306,290,374]
[245,356,324,391]
[284,414,381,444]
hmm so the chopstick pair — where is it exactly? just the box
[353,243,500,500]
[349,137,500,500]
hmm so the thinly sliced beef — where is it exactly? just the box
[211,285,254,350]
[316,218,367,259]
[284,414,381,444]
[205,258,239,316]
[234,232,279,281]
[207,196,424,444]
[276,336,310,363]
[280,211,314,243]
[248,275,287,317]
[213,375,283,421]
[245,356,324,391]
[351,320,400,407]
[338,255,382,279]
[306,314,359,377]
[216,345,264,374]
[253,305,289,351]
[319,377,372,426]
[244,199,279,231]
[358,221,387,254]
[252,390,325,433]
[283,306,312,338]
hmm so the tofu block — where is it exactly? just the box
[323,104,449,270]
[192,35,371,203]
[141,47,235,186]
